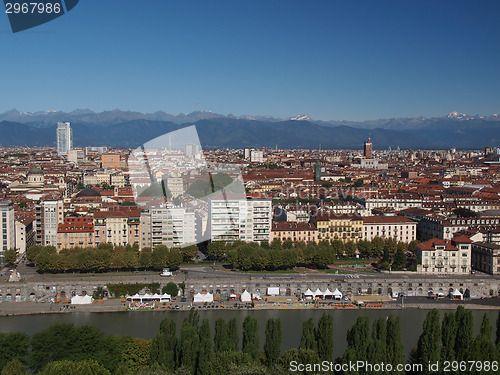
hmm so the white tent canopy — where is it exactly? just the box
[313,288,323,298]
[71,295,93,305]
[323,289,333,299]
[127,293,171,302]
[332,288,343,300]
[267,287,280,296]
[241,290,252,302]
[452,289,463,300]
[303,289,314,299]
[193,292,214,303]
[252,293,262,300]
[193,293,204,302]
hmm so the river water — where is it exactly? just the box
[0,309,498,359]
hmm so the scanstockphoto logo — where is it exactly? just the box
[3,0,79,33]
[128,126,246,247]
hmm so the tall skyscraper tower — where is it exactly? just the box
[314,161,322,181]
[364,138,372,159]
[57,121,73,156]
[0,200,15,260]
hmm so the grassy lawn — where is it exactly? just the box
[229,269,299,274]
[332,258,374,265]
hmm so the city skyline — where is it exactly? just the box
[1,1,500,121]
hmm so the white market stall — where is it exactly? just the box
[332,288,343,300]
[71,295,93,305]
[313,288,324,299]
[267,287,280,296]
[193,292,214,303]
[126,293,171,303]
[323,288,334,300]
[451,289,463,300]
[303,289,314,299]
[241,290,252,302]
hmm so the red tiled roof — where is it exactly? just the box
[362,216,416,224]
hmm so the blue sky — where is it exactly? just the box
[1,0,500,121]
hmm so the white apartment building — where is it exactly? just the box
[67,149,85,164]
[35,200,64,246]
[166,177,185,198]
[418,215,500,242]
[0,201,15,259]
[15,217,35,255]
[209,198,272,243]
[250,150,264,163]
[141,206,196,248]
[56,121,73,156]
[417,236,472,275]
[362,216,417,243]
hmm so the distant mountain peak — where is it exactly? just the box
[447,111,469,119]
[290,114,311,121]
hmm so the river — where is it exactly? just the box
[0,309,498,359]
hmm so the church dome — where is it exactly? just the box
[76,188,101,197]
[28,167,43,175]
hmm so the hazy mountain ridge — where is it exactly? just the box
[0,109,499,149]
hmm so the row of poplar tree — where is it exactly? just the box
[0,307,499,374]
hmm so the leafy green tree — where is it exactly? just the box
[3,249,16,265]
[162,282,179,297]
[39,359,110,375]
[270,238,283,251]
[392,247,407,269]
[343,316,370,364]
[139,247,152,268]
[454,306,473,362]
[316,313,334,361]
[314,246,334,269]
[367,318,387,367]
[29,323,78,372]
[150,319,177,372]
[357,240,372,258]
[207,241,226,261]
[468,314,499,366]
[441,312,457,361]
[264,318,282,366]
[0,359,28,375]
[178,245,198,263]
[331,239,344,257]
[151,245,169,270]
[371,237,384,257]
[197,319,212,375]
[344,241,357,258]
[242,316,260,360]
[214,318,229,352]
[26,245,44,263]
[227,318,240,352]
[207,352,253,375]
[0,332,29,372]
[299,318,317,352]
[495,311,500,347]
[176,319,199,374]
[386,316,404,373]
[268,248,283,270]
[227,250,239,269]
[416,309,441,374]
[121,336,151,373]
